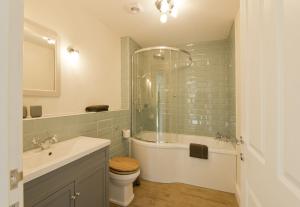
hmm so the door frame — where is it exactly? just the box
[0,0,24,206]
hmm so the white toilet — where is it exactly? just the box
[109,157,140,207]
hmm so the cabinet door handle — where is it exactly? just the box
[75,192,81,197]
[71,195,76,200]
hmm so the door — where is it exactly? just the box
[240,0,300,206]
[234,10,244,205]
[75,167,107,207]
[0,0,23,207]
[33,183,75,207]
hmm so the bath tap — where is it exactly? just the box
[215,132,231,143]
[215,132,223,140]
[32,134,58,150]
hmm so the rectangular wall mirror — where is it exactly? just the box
[23,19,60,96]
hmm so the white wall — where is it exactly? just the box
[23,0,122,116]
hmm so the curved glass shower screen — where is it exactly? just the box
[132,47,192,143]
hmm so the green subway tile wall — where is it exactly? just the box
[131,37,236,139]
[121,37,141,137]
[177,38,236,138]
[228,24,236,138]
[23,110,130,157]
[121,37,141,110]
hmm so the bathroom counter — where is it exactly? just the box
[23,136,111,183]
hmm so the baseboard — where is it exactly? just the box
[235,184,241,206]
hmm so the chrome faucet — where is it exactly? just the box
[215,132,231,142]
[216,132,223,140]
[32,134,58,150]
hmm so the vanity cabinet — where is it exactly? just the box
[75,167,106,207]
[24,147,109,207]
[33,183,75,207]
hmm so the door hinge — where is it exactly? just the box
[240,153,245,161]
[236,136,245,145]
[10,169,23,190]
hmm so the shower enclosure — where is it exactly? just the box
[132,46,192,143]
[131,46,237,192]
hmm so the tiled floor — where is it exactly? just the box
[110,180,239,207]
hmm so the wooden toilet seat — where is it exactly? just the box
[109,156,140,175]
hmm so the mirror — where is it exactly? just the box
[23,19,60,96]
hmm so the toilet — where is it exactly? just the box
[109,156,140,206]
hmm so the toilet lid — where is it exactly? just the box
[109,156,140,173]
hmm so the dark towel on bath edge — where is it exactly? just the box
[85,105,109,112]
[189,143,208,159]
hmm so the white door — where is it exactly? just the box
[0,0,24,206]
[234,10,244,205]
[240,0,300,206]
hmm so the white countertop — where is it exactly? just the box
[23,136,111,183]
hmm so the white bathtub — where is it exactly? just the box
[131,132,237,193]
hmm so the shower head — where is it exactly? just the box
[153,53,165,60]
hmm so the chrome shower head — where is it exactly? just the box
[153,53,165,60]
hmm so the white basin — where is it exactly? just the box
[23,136,111,183]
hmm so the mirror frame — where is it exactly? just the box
[23,19,60,97]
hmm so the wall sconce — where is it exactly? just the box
[67,47,80,64]
[43,37,56,45]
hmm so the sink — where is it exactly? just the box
[23,136,111,183]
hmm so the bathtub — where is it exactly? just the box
[131,132,237,193]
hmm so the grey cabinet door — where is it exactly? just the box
[75,166,106,207]
[33,183,75,207]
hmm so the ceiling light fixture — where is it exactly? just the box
[160,13,168,24]
[171,8,178,17]
[160,0,170,13]
[155,0,179,23]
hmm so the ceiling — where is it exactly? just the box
[74,0,239,47]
